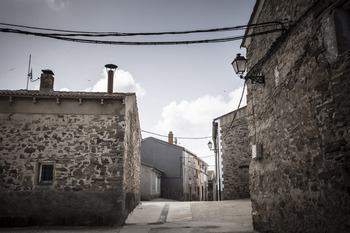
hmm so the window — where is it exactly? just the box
[38,163,54,184]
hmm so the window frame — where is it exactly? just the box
[38,162,55,185]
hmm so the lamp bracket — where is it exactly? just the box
[240,75,265,84]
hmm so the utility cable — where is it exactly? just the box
[0,27,284,45]
[0,21,288,37]
[141,130,211,139]
[221,80,247,140]
[0,20,289,45]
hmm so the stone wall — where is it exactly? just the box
[207,171,216,201]
[0,94,141,226]
[123,95,141,211]
[244,0,350,232]
[219,107,250,200]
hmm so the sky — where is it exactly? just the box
[0,0,255,170]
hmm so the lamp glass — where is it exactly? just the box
[208,141,213,150]
[231,53,247,75]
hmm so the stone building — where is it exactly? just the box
[240,0,350,232]
[194,156,209,201]
[213,107,250,200]
[140,163,163,201]
[0,69,141,226]
[141,132,208,201]
[207,170,217,201]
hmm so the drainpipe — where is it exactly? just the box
[212,120,221,201]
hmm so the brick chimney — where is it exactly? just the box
[168,131,173,144]
[105,64,118,94]
[40,69,54,92]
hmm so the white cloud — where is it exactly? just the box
[85,69,146,97]
[58,87,70,92]
[155,86,246,136]
[153,86,246,169]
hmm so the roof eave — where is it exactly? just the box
[241,0,265,48]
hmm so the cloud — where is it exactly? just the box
[153,86,246,168]
[84,69,146,97]
[155,86,246,136]
[58,87,70,91]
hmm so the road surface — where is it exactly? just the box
[1,199,257,233]
[122,198,256,233]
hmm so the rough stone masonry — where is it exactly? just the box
[218,107,250,200]
[0,90,141,226]
[242,0,350,232]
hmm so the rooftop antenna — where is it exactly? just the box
[26,54,31,90]
[26,54,39,89]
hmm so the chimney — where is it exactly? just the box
[40,69,54,92]
[168,131,173,144]
[105,64,118,94]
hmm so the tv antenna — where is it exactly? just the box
[26,54,39,90]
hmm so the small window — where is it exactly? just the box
[39,163,54,184]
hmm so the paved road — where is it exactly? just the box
[122,199,256,233]
[1,199,257,233]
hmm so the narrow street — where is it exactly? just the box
[121,199,256,233]
[0,199,256,233]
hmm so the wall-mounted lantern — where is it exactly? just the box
[207,141,213,150]
[231,53,265,84]
[207,141,218,153]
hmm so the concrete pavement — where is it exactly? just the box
[0,199,257,233]
[122,199,257,233]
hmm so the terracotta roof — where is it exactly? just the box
[0,90,134,99]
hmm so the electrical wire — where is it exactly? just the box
[220,80,247,140]
[199,155,215,159]
[141,130,211,140]
[0,21,288,45]
[0,27,284,45]
[0,21,287,37]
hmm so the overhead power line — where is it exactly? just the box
[141,130,211,140]
[0,21,289,45]
[220,80,247,140]
[0,21,287,36]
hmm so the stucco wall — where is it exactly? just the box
[219,107,250,200]
[140,164,161,201]
[245,1,350,232]
[141,138,184,201]
[0,94,141,226]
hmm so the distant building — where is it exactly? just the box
[140,163,163,200]
[0,68,141,226]
[194,156,209,201]
[213,107,250,200]
[141,132,208,201]
[207,170,217,201]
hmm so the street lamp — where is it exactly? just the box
[207,140,221,201]
[231,53,265,84]
[207,141,213,150]
[208,141,219,153]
